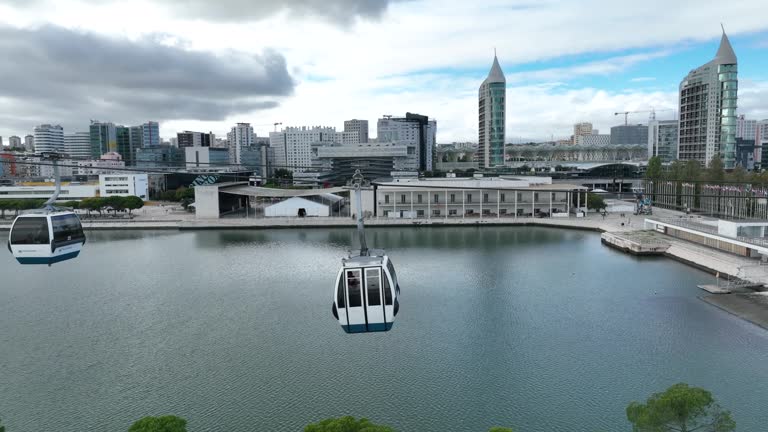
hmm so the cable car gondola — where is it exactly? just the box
[6,153,86,265]
[332,170,400,333]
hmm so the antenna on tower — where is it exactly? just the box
[721,22,725,33]
[494,47,497,57]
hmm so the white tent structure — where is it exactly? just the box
[264,196,330,217]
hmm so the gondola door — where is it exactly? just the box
[344,269,365,333]
[364,267,386,331]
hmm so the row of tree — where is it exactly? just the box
[0,196,145,219]
[0,383,727,432]
[646,154,768,184]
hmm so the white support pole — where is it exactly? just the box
[577,191,581,214]
[549,192,552,218]
[445,190,448,219]
[394,192,397,218]
[428,191,431,219]
[531,191,535,217]
[514,190,518,219]
[480,189,483,220]
[567,191,570,215]
[410,191,413,219]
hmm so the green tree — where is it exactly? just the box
[128,415,187,432]
[104,196,125,215]
[61,200,80,210]
[175,187,194,201]
[489,428,514,432]
[304,416,394,432]
[682,160,702,182]
[0,200,10,219]
[626,383,735,432]
[646,156,663,181]
[274,168,293,180]
[123,196,144,215]
[728,166,748,183]
[587,193,607,212]
[706,155,725,183]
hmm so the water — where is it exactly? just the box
[1,227,767,432]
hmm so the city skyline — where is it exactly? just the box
[1,1,768,142]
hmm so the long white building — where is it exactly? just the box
[99,174,149,199]
[33,124,64,153]
[270,126,341,172]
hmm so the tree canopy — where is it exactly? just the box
[488,428,514,432]
[304,416,395,432]
[128,415,187,432]
[587,193,607,211]
[646,156,663,181]
[626,383,735,432]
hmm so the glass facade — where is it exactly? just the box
[718,64,738,168]
[487,83,506,166]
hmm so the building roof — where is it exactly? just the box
[266,196,329,211]
[715,30,737,64]
[483,55,506,85]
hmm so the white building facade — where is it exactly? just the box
[24,135,34,152]
[99,174,149,199]
[227,123,254,165]
[344,119,369,144]
[8,136,21,148]
[648,120,680,163]
[270,126,339,172]
[377,114,436,171]
[64,132,92,159]
[33,124,64,153]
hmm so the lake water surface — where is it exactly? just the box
[1,227,767,431]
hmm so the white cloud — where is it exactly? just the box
[630,77,657,83]
[1,0,767,141]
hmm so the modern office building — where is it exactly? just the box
[185,146,229,170]
[33,124,64,153]
[24,135,34,152]
[178,131,214,148]
[310,142,419,185]
[344,119,369,144]
[64,132,92,159]
[141,121,160,147]
[478,54,506,168]
[8,136,21,149]
[678,29,738,168]
[758,120,768,169]
[99,174,149,199]
[227,123,254,165]
[577,134,610,146]
[135,145,184,170]
[75,156,126,176]
[610,124,648,145]
[736,138,756,170]
[270,126,339,172]
[377,113,436,171]
[737,115,757,141]
[89,121,117,158]
[648,120,680,163]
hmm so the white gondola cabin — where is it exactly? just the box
[7,211,86,265]
[332,252,399,333]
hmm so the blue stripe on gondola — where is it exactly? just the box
[341,322,394,333]
[15,251,80,265]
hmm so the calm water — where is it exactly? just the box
[1,227,767,432]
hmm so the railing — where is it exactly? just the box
[649,217,768,249]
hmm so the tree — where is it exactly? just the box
[274,168,293,180]
[626,383,735,432]
[304,416,395,432]
[105,196,126,215]
[123,195,144,215]
[0,200,9,219]
[489,428,514,432]
[682,160,702,182]
[175,187,194,202]
[128,415,187,432]
[706,155,725,183]
[587,193,606,212]
[646,156,663,181]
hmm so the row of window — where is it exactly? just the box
[382,208,557,217]
[337,268,393,309]
[383,192,560,204]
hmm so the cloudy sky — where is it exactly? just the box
[1,0,768,143]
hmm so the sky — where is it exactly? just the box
[1,0,768,143]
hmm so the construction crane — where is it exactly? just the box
[614,108,674,125]
[273,122,282,132]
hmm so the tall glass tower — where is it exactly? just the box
[678,29,738,168]
[478,54,506,168]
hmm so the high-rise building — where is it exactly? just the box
[24,135,34,152]
[64,132,91,159]
[573,122,593,144]
[33,124,64,153]
[227,123,254,165]
[270,126,338,172]
[678,29,738,168]
[178,131,214,148]
[610,124,648,145]
[648,120,680,163]
[757,120,768,169]
[141,121,160,147]
[344,119,369,144]
[89,121,117,158]
[377,113,436,171]
[136,145,184,170]
[9,135,22,149]
[478,54,506,168]
[737,115,757,141]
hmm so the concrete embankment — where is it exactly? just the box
[702,293,768,330]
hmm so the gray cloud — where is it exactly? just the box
[0,25,294,135]
[2,0,395,25]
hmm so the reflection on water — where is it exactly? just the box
[1,227,767,432]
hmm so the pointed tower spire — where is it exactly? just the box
[483,51,506,85]
[715,26,737,64]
